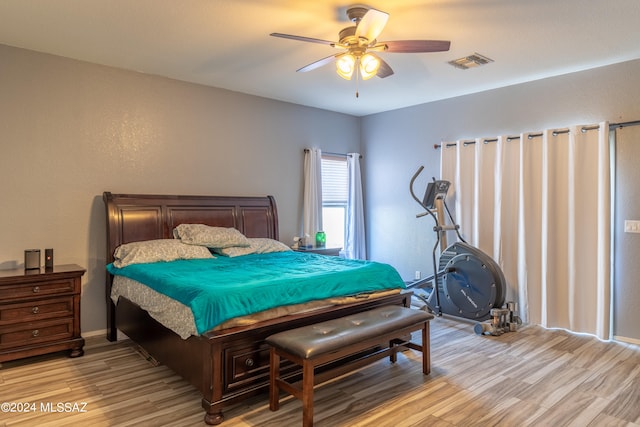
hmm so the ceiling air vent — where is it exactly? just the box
[448,53,494,70]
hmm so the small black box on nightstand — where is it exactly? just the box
[45,248,54,269]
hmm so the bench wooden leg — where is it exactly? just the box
[389,322,431,375]
[422,321,430,375]
[302,360,315,427]
[269,348,280,411]
[389,339,398,364]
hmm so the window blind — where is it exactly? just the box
[321,156,347,204]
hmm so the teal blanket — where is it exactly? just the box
[107,251,405,334]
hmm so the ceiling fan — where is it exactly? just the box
[270,6,450,84]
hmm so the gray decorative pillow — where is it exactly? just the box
[173,224,250,249]
[215,238,292,257]
[113,239,214,268]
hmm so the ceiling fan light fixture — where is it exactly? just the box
[271,6,451,85]
[359,52,381,80]
[336,53,356,80]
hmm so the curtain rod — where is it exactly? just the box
[610,119,640,129]
[304,149,362,159]
[433,120,640,149]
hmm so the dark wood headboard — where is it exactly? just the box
[102,192,279,340]
[103,192,279,263]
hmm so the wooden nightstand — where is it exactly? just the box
[0,264,85,362]
[294,247,342,256]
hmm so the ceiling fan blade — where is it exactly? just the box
[355,8,389,42]
[380,40,451,53]
[270,32,336,46]
[376,58,394,78]
[297,54,337,73]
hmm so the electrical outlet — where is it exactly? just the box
[625,220,640,233]
[415,270,421,280]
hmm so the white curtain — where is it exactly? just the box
[344,153,366,259]
[303,148,323,242]
[441,122,611,339]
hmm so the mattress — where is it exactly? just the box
[111,275,401,339]
[108,251,406,337]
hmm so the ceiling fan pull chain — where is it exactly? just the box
[356,59,360,98]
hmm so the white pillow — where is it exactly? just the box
[214,238,292,257]
[173,224,250,249]
[113,239,214,268]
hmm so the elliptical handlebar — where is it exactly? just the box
[410,166,467,244]
[409,166,443,315]
[409,166,426,207]
[409,166,439,224]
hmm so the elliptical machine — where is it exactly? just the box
[408,166,507,321]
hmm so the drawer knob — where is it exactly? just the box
[32,329,40,337]
[245,358,255,367]
[32,306,40,314]
[32,286,40,293]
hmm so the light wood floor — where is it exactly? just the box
[1,316,639,427]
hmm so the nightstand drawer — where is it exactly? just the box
[0,278,76,302]
[0,318,74,350]
[0,296,74,325]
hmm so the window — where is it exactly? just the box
[321,155,347,249]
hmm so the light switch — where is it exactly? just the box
[624,220,640,233]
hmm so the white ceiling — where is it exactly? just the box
[1,0,640,116]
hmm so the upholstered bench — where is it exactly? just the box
[266,305,434,427]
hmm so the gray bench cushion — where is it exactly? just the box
[266,306,433,359]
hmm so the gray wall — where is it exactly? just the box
[362,58,640,342]
[0,44,360,334]
[613,126,640,342]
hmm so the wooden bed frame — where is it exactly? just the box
[103,192,410,425]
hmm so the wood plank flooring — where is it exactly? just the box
[1,316,639,426]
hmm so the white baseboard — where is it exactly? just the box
[614,335,640,346]
[82,329,106,338]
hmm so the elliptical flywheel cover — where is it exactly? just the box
[442,253,497,319]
